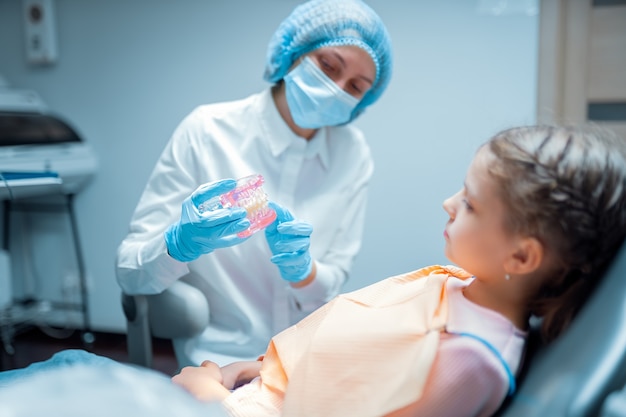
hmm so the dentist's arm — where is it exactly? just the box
[165,179,251,262]
[265,201,315,286]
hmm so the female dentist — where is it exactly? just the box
[115,0,393,368]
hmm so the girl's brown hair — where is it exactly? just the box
[486,125,626,342]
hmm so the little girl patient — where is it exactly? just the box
[172,125,626,417]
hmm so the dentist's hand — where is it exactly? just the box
[265,201,313,283]
[165,179,251,262]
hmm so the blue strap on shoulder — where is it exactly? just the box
[449,331,517,396]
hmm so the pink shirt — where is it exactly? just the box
[222,274,527,417]
[409,277,527,417]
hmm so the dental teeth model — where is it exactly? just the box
[199,174,277,238]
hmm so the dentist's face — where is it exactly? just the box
[304,45,376,100]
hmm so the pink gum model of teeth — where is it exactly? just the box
[198,174,277,238]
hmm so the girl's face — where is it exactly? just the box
[442,148,517,280]
[306,45,376,100]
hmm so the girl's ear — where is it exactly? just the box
[505,237,544,275]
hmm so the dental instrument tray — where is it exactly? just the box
[0,89,97,199]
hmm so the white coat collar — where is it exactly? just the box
[257,88,330,170]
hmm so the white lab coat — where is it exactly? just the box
[116,88,374,366]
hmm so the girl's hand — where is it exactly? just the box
[171,360,230,402]
[220,360,263,389]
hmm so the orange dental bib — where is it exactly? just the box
[259,265,472,417]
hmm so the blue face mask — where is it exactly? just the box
[284,56,359,129]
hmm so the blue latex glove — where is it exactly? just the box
[165,179,251,262]
[265,201,313,283]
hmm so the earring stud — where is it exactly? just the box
[505,273,511,280]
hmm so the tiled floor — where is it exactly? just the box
[0,326,179,376]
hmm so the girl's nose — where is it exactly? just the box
[443,191,460,218]
[443,198,454,218]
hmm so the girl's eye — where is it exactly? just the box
[462,199,474,212]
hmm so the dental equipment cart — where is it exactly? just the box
[0,88,97,363]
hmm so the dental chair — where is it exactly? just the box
[121,240,626,415]
[121,279,209,369]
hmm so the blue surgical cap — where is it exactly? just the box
[263,0,393,122]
